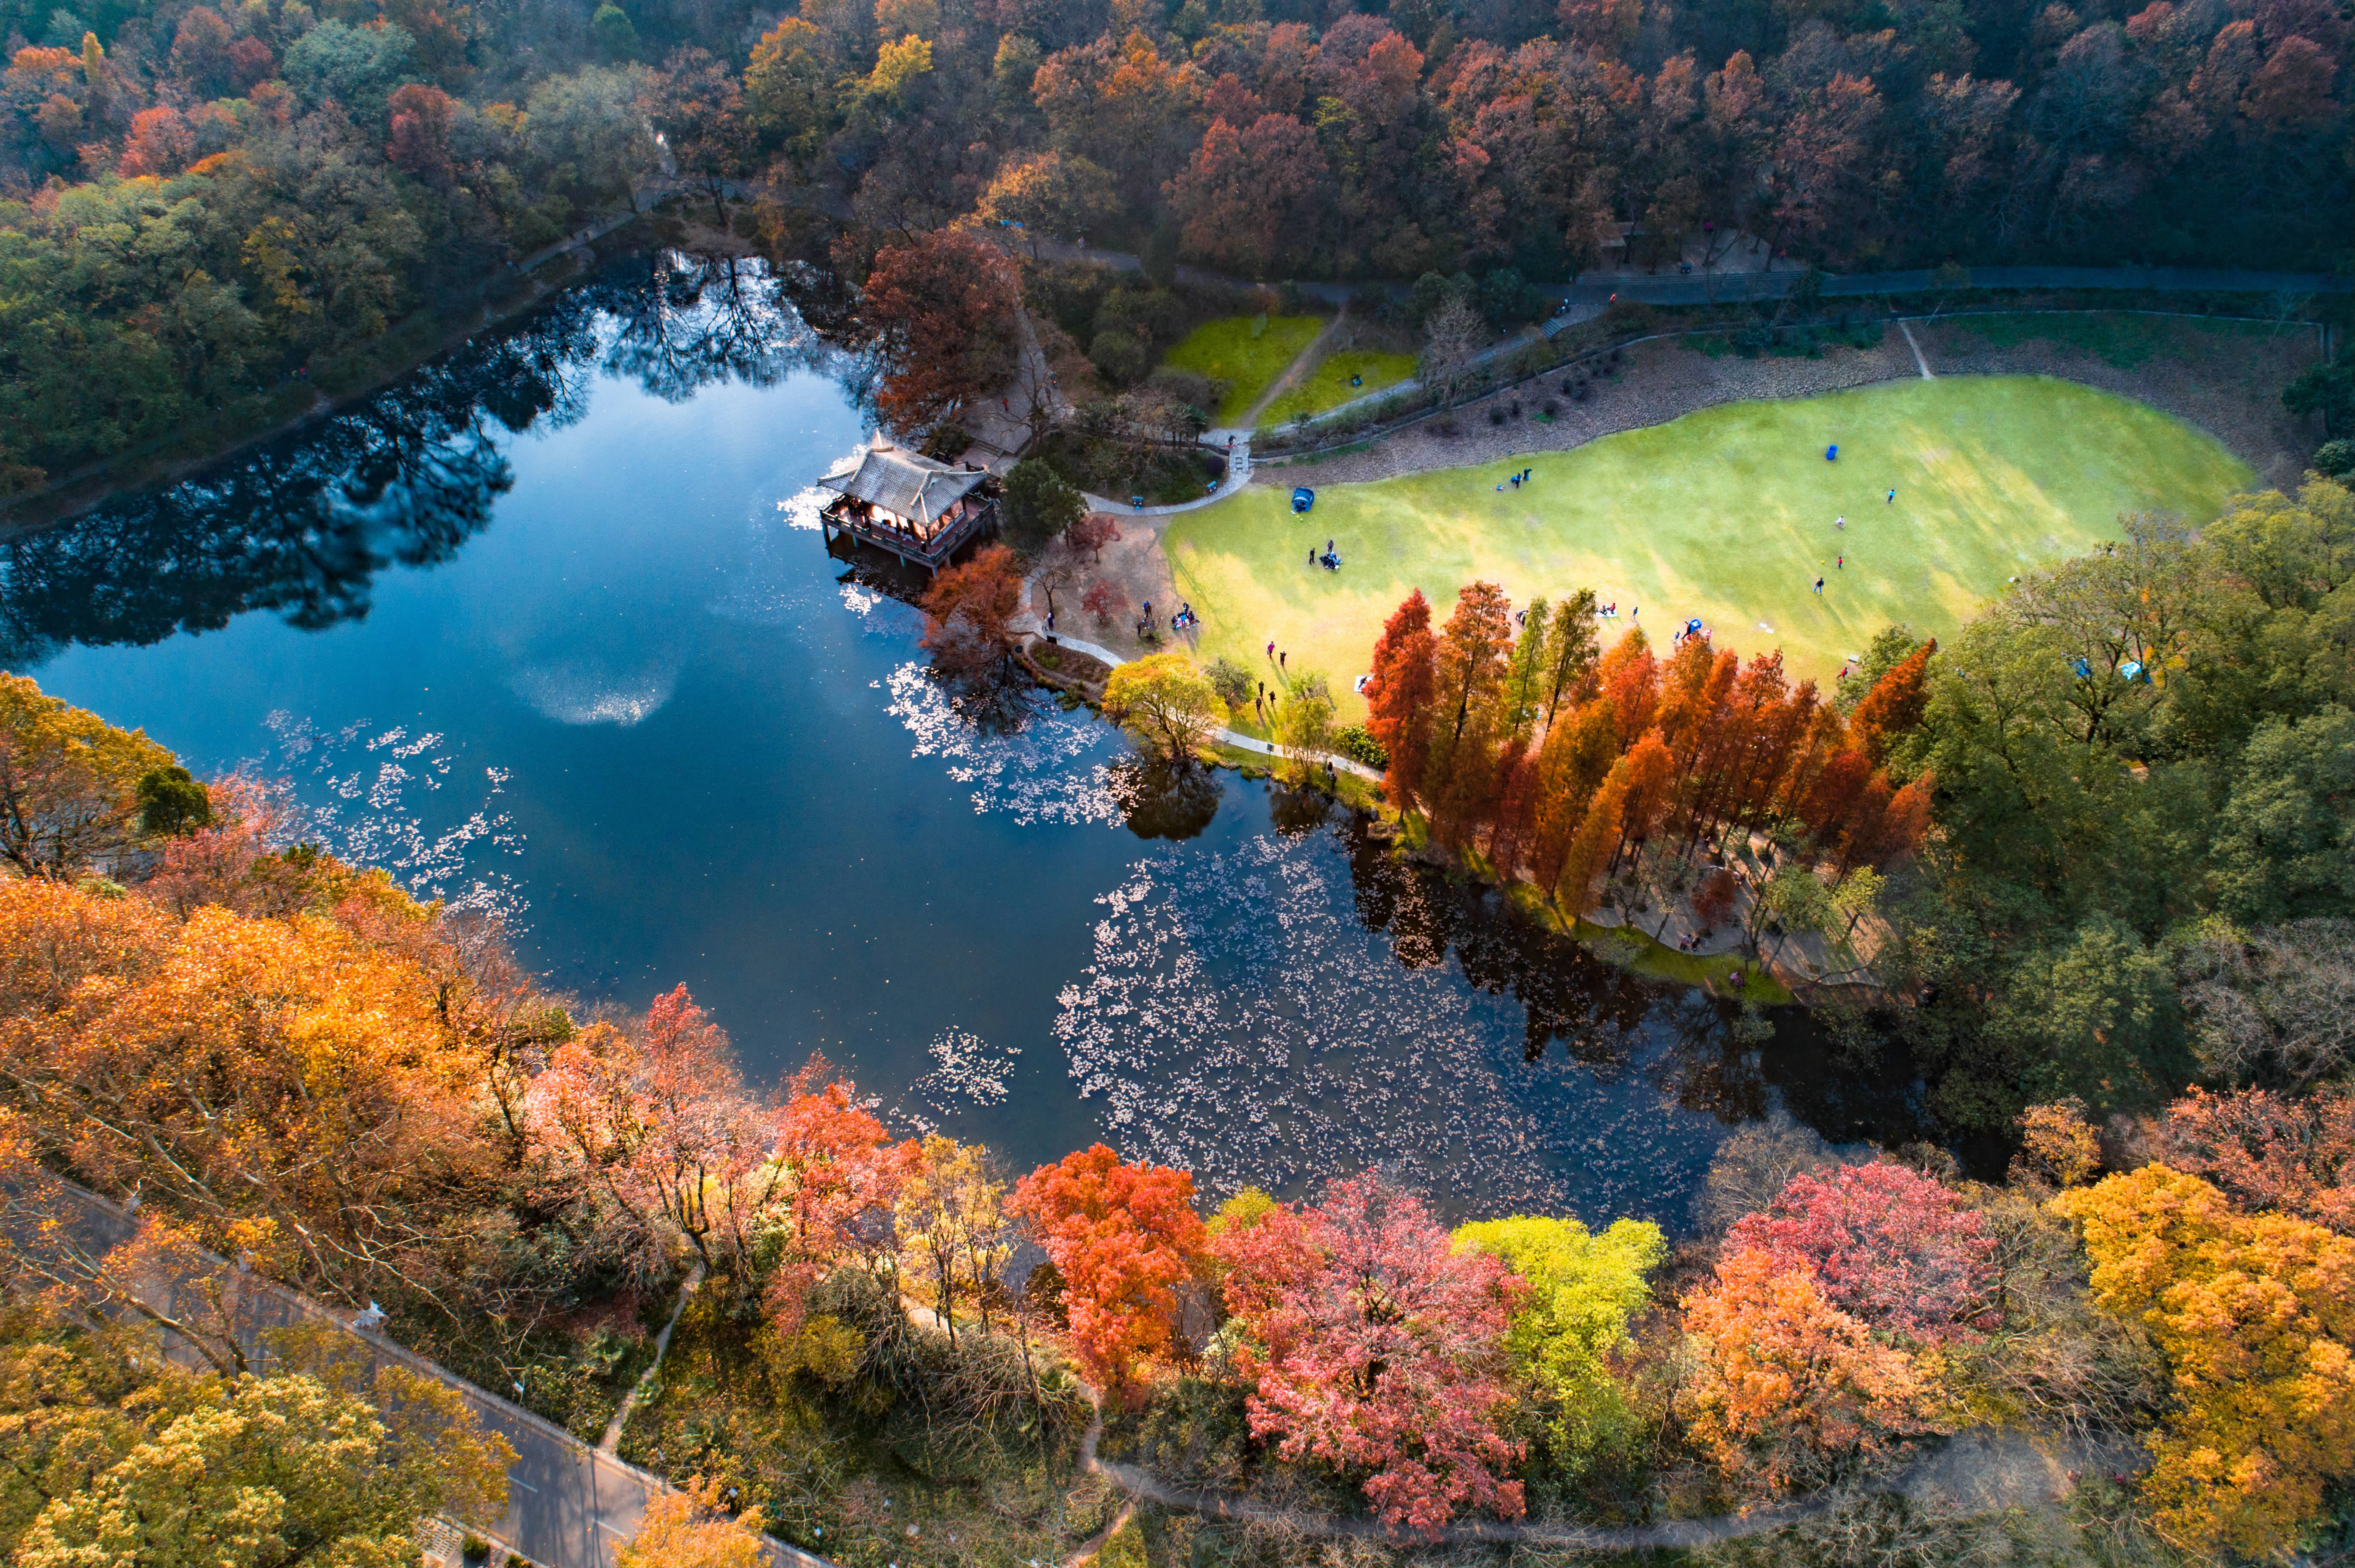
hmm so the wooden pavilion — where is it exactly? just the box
[815,441,1002,576]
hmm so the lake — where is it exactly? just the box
[3,255,1928,1228]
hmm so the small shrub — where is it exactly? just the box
[1335,723,1388,769]
[1436,415,1459,436]
[1542,399,1559,417]
[1488,406,1505,425]
[2315,438,2355,477]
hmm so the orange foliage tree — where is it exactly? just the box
[1364,589,1438,812]
[1423,582,1515,847]
[1163,111,1326,275]
[919,542,1025,677]
[1676,1246,1945,1490]
[0,875,491,1303]
[1009,1143,1207,1399]
[2052,1164,2355,1558]
[1845,640,1935,765]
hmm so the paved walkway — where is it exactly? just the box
[18,1175,834,1568]
[1078,439,1251,516]
[1028,234,2346,308]
[514,183,669,275]
[1029,632,1382,782]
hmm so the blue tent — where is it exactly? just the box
[1292,487,1315,513]
[1826,444,1838,461]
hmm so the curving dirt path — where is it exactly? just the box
[1232,315,1352,432]
[1073,1406,2106,1553]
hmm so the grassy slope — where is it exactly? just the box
[1162,314,1327,423]
[1257,348,1420,428]
[1164,376,2251,724]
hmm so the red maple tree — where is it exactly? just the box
[1066,512,1121,563]
[2154,1085,2355,1234]
[1211,1174,1527,1538]
[1009,1143,1208,1400]
[525,986,775,1285]
[760,1065,917,1329]
[1081,578,1129,626]
[1723,1161,1994,1342]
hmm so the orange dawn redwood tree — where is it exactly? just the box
[919,543,1024,676]
[1010,1143,1209,1400]
[1364,589,1438,811]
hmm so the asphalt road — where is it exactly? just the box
[18,1176,834,1568]
[1026,235,2349,304]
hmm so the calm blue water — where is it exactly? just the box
[5,259,1921,1225]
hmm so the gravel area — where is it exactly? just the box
[1026,515,1187,663]
[1253,314,2324,490]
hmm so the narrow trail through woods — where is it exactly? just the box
[1071,1402,2097,1553]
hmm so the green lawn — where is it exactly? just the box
[1161,314,1326,424]
[1163,376,2251,724]
[1257,348,1420,429]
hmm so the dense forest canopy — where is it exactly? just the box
[6,0,2352,487]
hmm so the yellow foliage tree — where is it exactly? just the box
[1453,1214,1664,1473]
[0,876,488,1296]
[2015,1098,2102,1187]
[0,672,177,879]
[0,1308,512,1567]
[895,1133,1012,1344]
[1103,653,1223,760]
[617,1477,769,1568]
[865,32,932,103]
[2051,1164,2355,1558]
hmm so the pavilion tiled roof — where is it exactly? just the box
[817,442,988,528]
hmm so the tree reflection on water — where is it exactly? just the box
[0,253,825,668]
[1113,756,1223,841]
